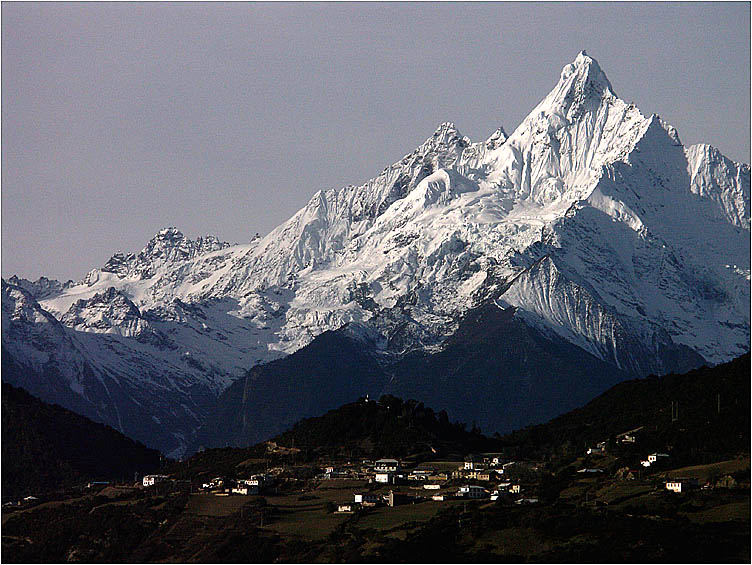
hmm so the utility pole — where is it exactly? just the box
[717,393,721,415]
[671,401,678,423]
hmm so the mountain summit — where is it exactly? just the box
[3,53,749,456]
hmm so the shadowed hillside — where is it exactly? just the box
[2,382,161,498]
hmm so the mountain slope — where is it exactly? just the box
[2,382,161,499]
[196,302,640,448]
[2,52,749,456]
[196,329,387,448]
[499,352,750,463]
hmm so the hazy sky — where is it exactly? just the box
[3,2,750,281]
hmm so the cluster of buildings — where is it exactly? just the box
[330,455,538,512]
[2,495,39,508]
[320,455,527,485]
[197,473,276,496]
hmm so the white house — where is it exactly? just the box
[202,476,225,490]
[464,455,484,470]
[509,484,521,494]
[354,493,381,505]
[374,459,400,472]
[336,503,355,513]
[375,472,394,484]
[666,478,698,493]
[231,485,259,495]
[143,474,169,487]
[458,485,487,499]
[423,484,441,490]
[237,474,272,488]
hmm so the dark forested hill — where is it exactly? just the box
[499,353,750,462]
[271,393,501,461]
[169,394,502,479]
[2,382,161,498]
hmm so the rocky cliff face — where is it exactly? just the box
[3,52,749,456]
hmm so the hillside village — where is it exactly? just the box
[129,427,746,514]
[2,355,749,562]
[6,418,747,516]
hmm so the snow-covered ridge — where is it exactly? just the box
[13,51,751,366]
[3,51,749,455]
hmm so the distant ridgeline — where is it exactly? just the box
[498,353,750,463]
[2,383,161,499]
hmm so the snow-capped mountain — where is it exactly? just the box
[3,52,749,456]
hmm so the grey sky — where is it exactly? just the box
[3,2,749,282]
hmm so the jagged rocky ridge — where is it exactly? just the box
[2,52,749,456]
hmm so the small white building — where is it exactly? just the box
[666,478,698,493]
[374,459,400,472]
[509,484,521,494]
[648,453,669,464]
[354,493,381,504]
[458,485,487,499]
[336,503,355,513]
[375,472,394,484]
[463,455,485,471]
[423,483,441,490]
[231,485,259,495]
[202,476,225,489]
[143,474,169,487]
